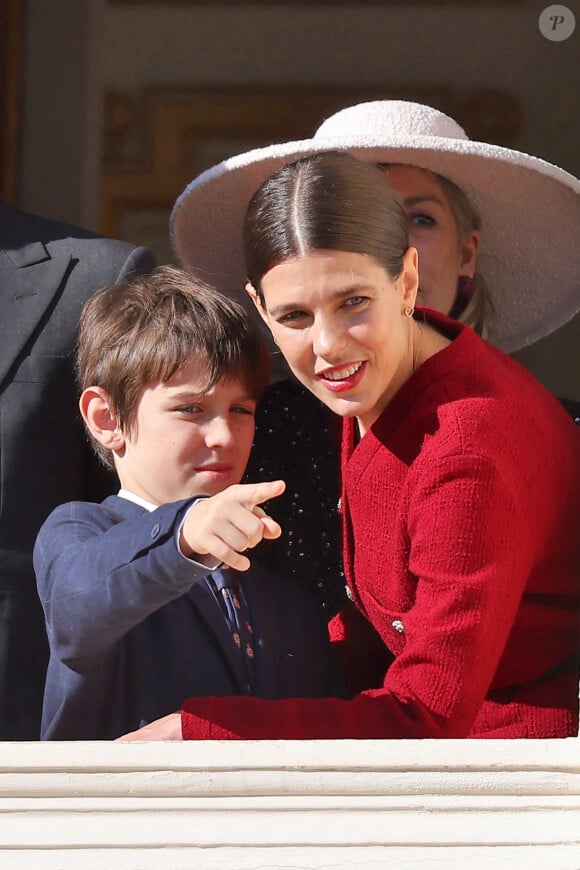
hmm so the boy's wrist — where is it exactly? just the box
[177,500,222,571]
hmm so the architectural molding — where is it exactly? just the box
[110,1,528,6]
[1,739,578,867]
[99,85,522,262]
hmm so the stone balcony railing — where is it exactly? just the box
[0,738,578,868]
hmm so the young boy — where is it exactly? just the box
[34,266,341,739]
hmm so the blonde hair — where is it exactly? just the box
[379,164,494,339]
[434,172,493,339]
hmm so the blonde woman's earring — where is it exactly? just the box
[404,306,415,318]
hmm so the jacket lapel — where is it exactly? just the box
[186,578,251,693]
[102,496,252,692]
[241,566,283,698]
[0,220,72,389]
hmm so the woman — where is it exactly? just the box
[172,100,579,353]
[378,163,483,332]
[121,152,579,741]
[169,101,580,622]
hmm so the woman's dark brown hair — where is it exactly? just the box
[244,151,409,303]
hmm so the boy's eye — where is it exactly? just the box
[408,212,435,228]
[175,405,201,415]
[231,405,255,416]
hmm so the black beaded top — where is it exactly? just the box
[244,377,348,618]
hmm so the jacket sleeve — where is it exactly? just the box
[34,499,211,664]
[180,452,537,739]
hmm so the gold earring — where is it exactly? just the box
[403,306,415,318]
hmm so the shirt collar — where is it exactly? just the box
[118,488,158,513]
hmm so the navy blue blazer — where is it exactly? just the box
[34,495,342,740]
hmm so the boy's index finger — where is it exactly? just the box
[239,479,286,508]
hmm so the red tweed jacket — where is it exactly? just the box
[182,313,580,739]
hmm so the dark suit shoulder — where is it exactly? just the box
[1,199,124,247]
[0,200,155,279]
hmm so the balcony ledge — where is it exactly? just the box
[0,738,578,868]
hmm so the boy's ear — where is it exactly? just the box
[245,281,270,327]
[79,387,125,451]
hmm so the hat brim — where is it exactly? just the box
[171,132,580,353]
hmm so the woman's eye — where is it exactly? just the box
[408,212,435,228]
[278,310,308,325]
[343,296,366,308]
[176,405,201,415]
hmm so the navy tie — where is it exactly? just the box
[208,570,255,692]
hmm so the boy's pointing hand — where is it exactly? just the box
[180,480,286,571]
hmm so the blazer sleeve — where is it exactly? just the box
[34,499,212,664]
[180,452,538,739]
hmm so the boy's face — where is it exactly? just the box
[115,356,257,505]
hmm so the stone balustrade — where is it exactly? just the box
[0,738,578,868]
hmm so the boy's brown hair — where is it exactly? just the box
[77,265,270,468]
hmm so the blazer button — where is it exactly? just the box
[150,523,160,538]
[391,619,404,633]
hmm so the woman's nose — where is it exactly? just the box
[312,316,347,360]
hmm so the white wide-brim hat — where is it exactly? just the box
[171,100,580,353]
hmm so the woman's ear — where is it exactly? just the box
[400,246,420,309]
[460,230,480,277]
[245,281,270,327]
[79,387,125,452]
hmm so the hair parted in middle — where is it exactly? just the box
[244,151,410,303]
[77,265,270,467]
